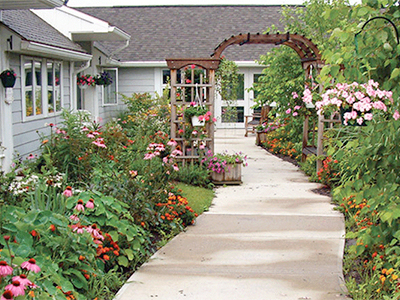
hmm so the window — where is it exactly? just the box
[103,69,118,105]
[47,62,62,113]
[22,57,63,120]
[253,74,263,100]
[221,106,244,123]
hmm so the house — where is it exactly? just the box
[0,4,284,172]
[75,5,284,129]
[0,4,130,172]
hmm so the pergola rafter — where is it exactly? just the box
[211,32,323,68]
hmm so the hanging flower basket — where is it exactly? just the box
[191,115,205,126]
[0,69,16,88]
[77,74,95,89]
[94,71,113,86]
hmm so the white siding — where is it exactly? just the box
[118,67,156,96]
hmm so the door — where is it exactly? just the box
[215,68,263,129]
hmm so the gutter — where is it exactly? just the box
[20,41,92,61]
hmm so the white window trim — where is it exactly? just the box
[21,56,64,122]
[101,68,118,106]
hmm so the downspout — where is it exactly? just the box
[107,39,130,62]
[72,58,91,111]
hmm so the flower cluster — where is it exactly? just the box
[8,173,64,196]
[94,71,113,86]
[76,74,95,87]
[0,236,41,300]
[144,139,183,164]
[315,80,394,125]
[256,120,283,133]
[155,191,197,226]
[201,150,248,174]
[316,156,339,187]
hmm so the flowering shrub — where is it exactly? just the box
[316,156,340,187]
[155,189,197,227]
[314,80,395,125]
[256,120,283,133]
[261,126,301,160]
[76,74,95,87]
[201,150,247,174]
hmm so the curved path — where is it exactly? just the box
[115,129,350,300]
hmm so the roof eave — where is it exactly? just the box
[0,0,64,10]
[20,41,92,61]
[71,26,130,42]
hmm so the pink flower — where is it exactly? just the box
[186,79,191,84]
[292,112,298,117]
[198,115,204,121]
[74,199,85,212]
[12,274,32,288]
[62,186,73,197]
[20,258,41,273]
[0,261,13,277]
[1,290,14,300]
[364,113,373,121]
[292,92,299,99]
[86,133,95,138]
[357,117,364,125]
[294,106,301,110]
[393,110,400,120]
[173,164,179,171]
[285,108,291,114]
[69,214,79,222]
[191,64,196,69]
[213,117,217,122]
[85,198,94,209]
[167,139,178,147]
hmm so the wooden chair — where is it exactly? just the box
[244,106,268,137]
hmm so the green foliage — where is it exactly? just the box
[170,163,211,188]
[320,0,400,102]
[215,58,239,101]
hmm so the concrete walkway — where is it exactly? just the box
[115,129,349,300]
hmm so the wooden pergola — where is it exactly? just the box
[167,32,328,169]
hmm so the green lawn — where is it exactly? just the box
[176,183,215,215]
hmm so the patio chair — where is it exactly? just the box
[244,106,268,137]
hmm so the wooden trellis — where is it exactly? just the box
[166,58,220,163]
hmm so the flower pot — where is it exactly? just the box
[191,116,205,126]
[1,75,16,88]
[211,163,242,185]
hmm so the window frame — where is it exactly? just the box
[101,68,118,106]
[21,56,64,122]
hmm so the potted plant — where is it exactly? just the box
[77,74,95,89]
[94,71,113,86]
[184,102,214,126]
[201,150,248,184]
[0,68,16,88]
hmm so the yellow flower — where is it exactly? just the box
[392,274,398,280]
[28,291,35,297]
[387,268,394,275]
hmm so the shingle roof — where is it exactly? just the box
[77,5,286,62]
[1,9,86,53]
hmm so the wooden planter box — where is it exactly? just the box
[256,131,266,146]
[211,163,242,185]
